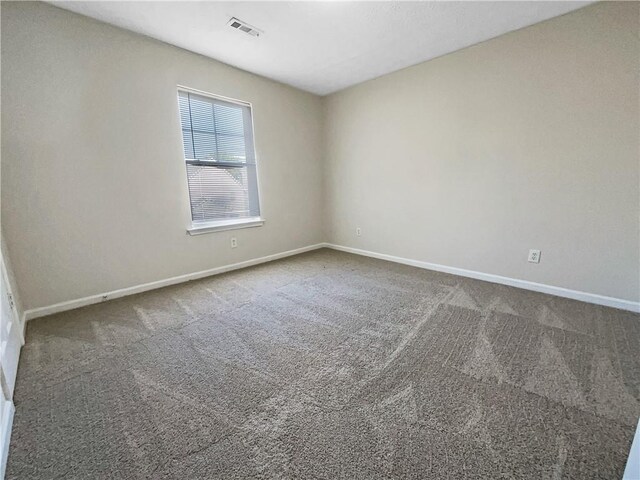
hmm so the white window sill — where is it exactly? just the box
[187,217,264,236]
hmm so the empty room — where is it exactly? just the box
[1,1,639,478]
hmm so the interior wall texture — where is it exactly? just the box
[1,1,325,310]
[2,2,639,311]
[324,1,640,303]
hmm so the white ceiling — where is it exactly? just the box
[50,1,591,96]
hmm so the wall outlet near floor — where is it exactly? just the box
[356,227,362,237]
[528,249,541,263]
[230,237,238,249]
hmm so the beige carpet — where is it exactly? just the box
[6,248,640,479]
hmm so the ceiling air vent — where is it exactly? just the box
[227,17,262,37]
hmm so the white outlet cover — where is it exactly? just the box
[356,227,362,236]
[528,249,541,263]
[230,237,237,248]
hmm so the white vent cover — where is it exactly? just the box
[227,17,262,37]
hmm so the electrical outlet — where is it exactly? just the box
[230,237,237,249]
[356,227,362,237]
[528,249,541,263]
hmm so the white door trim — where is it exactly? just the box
[0,400,14,480]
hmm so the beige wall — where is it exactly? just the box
[1,2,324,310]
[2,2,638,311]
[324,2,640,302]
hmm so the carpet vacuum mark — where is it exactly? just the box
[7,249,639,479]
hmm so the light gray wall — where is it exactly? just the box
[1,2,325,310]
[324,2,640,302]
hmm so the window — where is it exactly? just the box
[178,88,262,234]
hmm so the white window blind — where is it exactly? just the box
[178,89,260,225]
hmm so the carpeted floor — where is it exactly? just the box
[6,248,640,479]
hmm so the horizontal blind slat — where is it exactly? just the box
[178,90,260,223]
[187,164,250,221]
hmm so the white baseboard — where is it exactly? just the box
[0,400,14,480]
[325,244,640,313]
[22,241,640,321]
[24,243,325,321]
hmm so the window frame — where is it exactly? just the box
[176,85,264,235]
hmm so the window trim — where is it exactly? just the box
[187,217,265,236]
[177,85,252,108]
[177,85,264,235]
